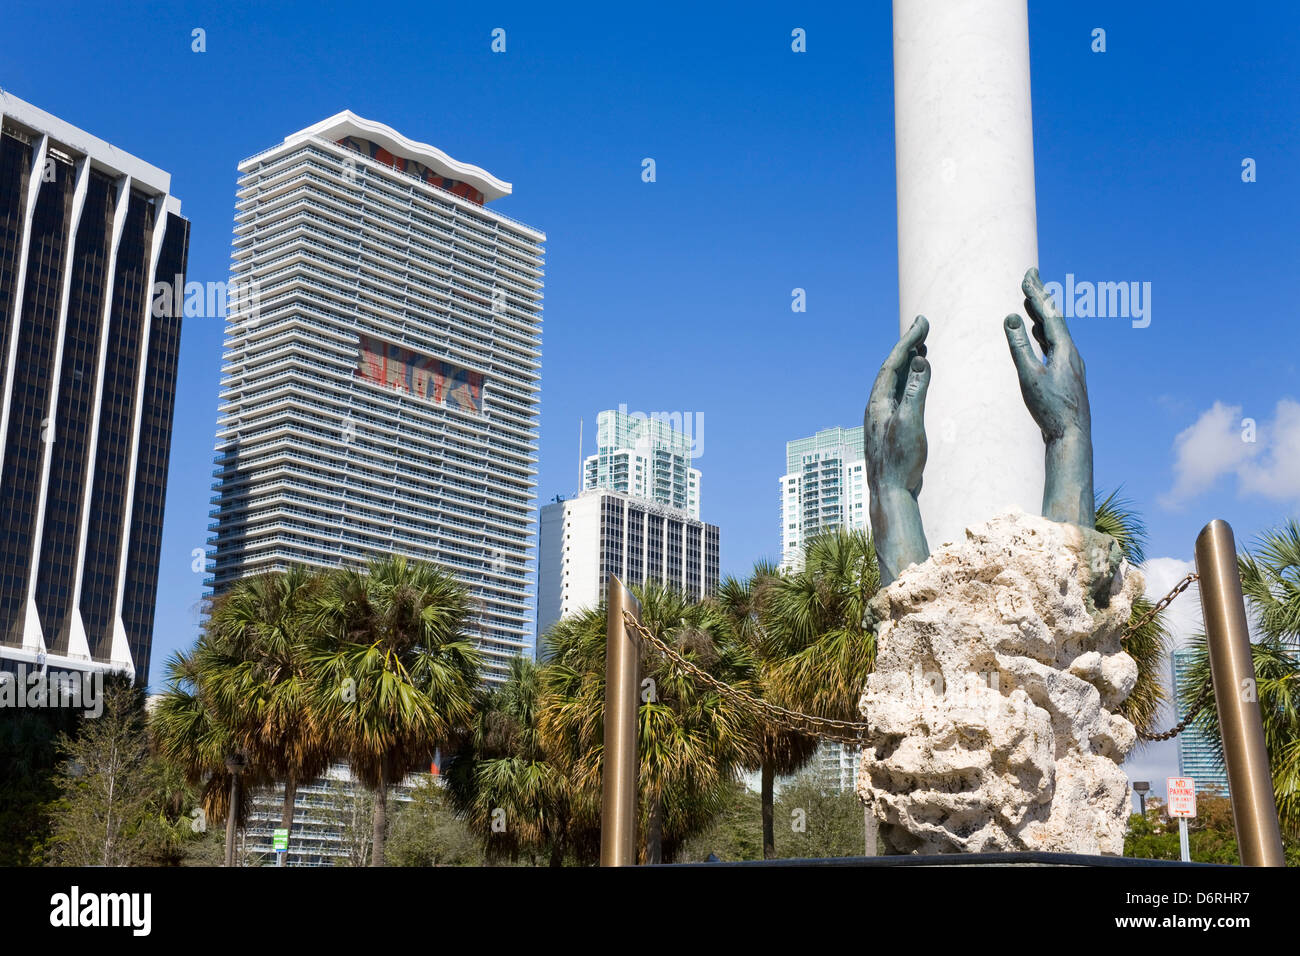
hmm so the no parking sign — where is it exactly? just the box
[1167,777,1197,818]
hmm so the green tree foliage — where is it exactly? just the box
[201,567,335,836]
[308,556,481,865]
[388,782,483,866]
[767,529,880,724]
[444,655,580,865]
[47,679,188,866]
[679,773,868,862]
[540,580,758,864]
[0,703,79,865]
[775,771,869,859]
[1123,794,1300,865]
[1095,489,1171,736]
[717,562,818,859]
[151,644,268,845]
[677,782,764,862]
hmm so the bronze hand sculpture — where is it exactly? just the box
[1003,267,1094,529]
[865,269,1095,587]
[864,315,931,587]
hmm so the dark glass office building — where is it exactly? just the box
[0,92,188,685]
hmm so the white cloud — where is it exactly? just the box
[1140,557,1201,650]
[1160,399,1299,509]
[1239,398,1300,501]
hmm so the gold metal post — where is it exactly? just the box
[600,575,641,866]
[1194,519,1285,867]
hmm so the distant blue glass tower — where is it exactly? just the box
[1172,649,1229,795]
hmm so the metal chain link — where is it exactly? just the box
[1123,572,1199,645]
[1139,680,1214,742]
[1121,571,1213,741]
[623,569,1209,746]
[621,611,871,745]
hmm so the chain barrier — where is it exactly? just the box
[621,569,1210,747]
[1139,680,1214,742]
[1124,572,1199,645]
[621,611,871,745]
[1123,571,1214,741]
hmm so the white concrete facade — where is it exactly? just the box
[536,489,719,651]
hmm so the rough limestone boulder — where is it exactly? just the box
[856,509,1142,855]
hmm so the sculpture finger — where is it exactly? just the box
[1022,268,1069,348]
[1029,311,1050,355]
[888,315,929,374]
[896,355,931,429]
[870,315,929,413]
[895,346,923,403]
[1003,314,1045,386]
[867,361,899,424]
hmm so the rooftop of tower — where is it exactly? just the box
[0,88,178,206]
[242,109,513,202]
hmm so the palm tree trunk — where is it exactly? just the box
[761,757,776,859]
[277,774,297,867]
[549,821,568,867]
[371,764,388,866]
[645,796,663,865]
[224,773,240,867]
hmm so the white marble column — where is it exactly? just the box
[892,0,1045,548]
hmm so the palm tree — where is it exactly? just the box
[1095,489,1173,736]
[767,529,880,725]
[150,646,268,863]
[540,580,758,864]
[1095,488,1150,567]
[308,555,481,866]
[1179,520,1300,837]
[444,655,578,864]
[202,567,334,845]
[716,562,818,859]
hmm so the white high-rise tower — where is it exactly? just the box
[779,426,869,572]
[210,112,544,678]
[583,407,700,519]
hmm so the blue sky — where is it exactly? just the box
[2,2,1296,789]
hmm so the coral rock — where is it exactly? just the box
[857,509,1142,855]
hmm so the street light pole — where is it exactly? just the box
[1132,781,1149,817]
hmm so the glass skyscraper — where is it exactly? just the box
[0,92,188,685]
[541,408,713,646]
[1171,648,1229,794]
[208,112,544,679]
[779,425,872,787]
